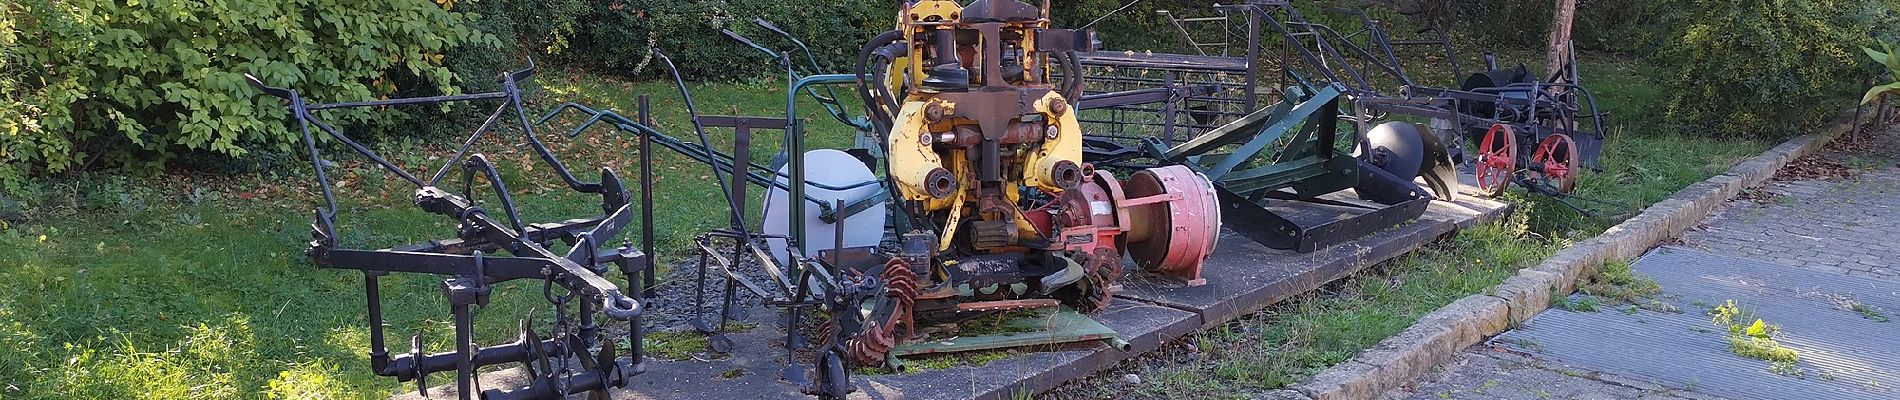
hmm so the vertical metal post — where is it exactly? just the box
[721,125,752,338]
[1244,6,1261,112]
[637,95,657,298]
[787,85,807,259]
[1162,75,1179,146]
[451,296,474,399]
[365,273,390,371]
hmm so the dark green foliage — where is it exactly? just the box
[1050,0,1206,53]
[1452,0,1650,53]
[1649,0,1896,138]
[448,0,592,92]
[571,0,895,80]
[0,0,494,191]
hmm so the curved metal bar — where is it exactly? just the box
[462,154,527,234]
[655,51,754,237]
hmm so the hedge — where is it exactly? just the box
[1648,0,1897,138]
[0,0,494,191]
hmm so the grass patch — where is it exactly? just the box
[641,323,755,361]
[643,331,711,361]
[1578,260,1678,313]
[1553,295,1602,312]
[1063,217,1551,398]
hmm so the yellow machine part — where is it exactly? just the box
[1021,91,1083,193]
[885,91,1082,205]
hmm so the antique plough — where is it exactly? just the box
[248,62,650,399]
[1080,0,1608,201]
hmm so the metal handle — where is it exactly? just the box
[502,57,537,83]
[245,73,295,100]
[721,29,778,59]
[752,17,788,37]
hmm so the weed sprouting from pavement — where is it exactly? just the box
[1580,260,1678,313]
[1554,295,1602,312]
[1709,300,1802,375]
[1853,304,1890,322]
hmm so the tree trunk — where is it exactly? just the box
[1545,0,1577,82]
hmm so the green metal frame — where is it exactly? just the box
[1150,83,1358,202]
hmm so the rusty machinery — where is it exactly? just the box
[1076,1,1606,204]
[848,0,1221,368]
[247,63,649,400]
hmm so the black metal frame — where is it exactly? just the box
[248,61,650,400]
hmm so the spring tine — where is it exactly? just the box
[411,334,428,398]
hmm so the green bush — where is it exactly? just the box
[1452,0,1650,53]
[0,0,494,191]
[1649,0,1894,138]
[448,0,590,92]
[573,0,893,80]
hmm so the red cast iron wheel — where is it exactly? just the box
[1531,133,1580,195]
[1476,124,1517,197]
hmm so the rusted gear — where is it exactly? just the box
[1052,249,1116,313]
[844,258,918,366]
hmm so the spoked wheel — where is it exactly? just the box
[1476,124,1518,197]
[1052,248,1118,313]
[1530,133,1580,195]
[842,258,917,366]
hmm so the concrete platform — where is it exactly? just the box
[397,191,1509,400]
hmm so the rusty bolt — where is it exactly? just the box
[1049,98,1068,117]
[924,101,948,123]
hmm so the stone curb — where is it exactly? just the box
[1270,110,1864,400]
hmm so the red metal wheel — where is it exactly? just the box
[1531,133,1580,195]
[1476,124,1517,197]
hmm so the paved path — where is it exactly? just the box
[1386,131,1900,400]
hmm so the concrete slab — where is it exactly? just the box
[1493,247,1900,400]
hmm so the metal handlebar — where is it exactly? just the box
[245,74,295,100]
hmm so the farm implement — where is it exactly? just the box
[248,62,651,400]
[572,2,1217,397]
[1071,0,1615,247]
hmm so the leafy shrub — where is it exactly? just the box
[1860,41,1900,104]
[1649,0,1894,138]
[1452,0,1651,53]
[0,0,494,192]
[448,0,591,92]
[575,0,893,80]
